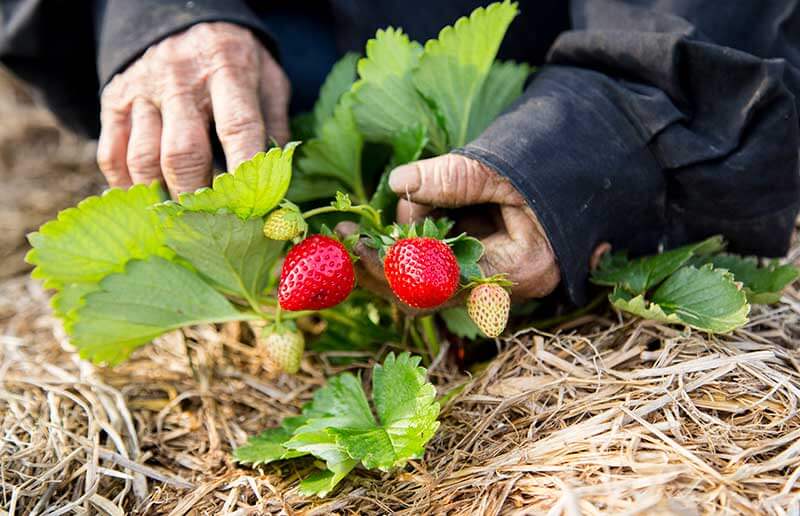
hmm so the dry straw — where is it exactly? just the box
[1,243,799,514]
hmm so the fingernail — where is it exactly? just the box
[389,165,420,193]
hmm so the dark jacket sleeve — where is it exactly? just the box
[95,0,276,89]
[457,0,800,305]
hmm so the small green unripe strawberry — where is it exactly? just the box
[467,283,511,338]
[263,207,307,241]
[261,325,305,373]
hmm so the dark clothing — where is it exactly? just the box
[2,0,799,304]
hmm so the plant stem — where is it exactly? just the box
[418,315,440,358]
[302,204,382,229]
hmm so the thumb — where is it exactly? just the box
[388,154,525,208]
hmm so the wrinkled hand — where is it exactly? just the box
[344,154,562,306]
[98,22,290,196]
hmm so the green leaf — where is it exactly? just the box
[285,427,358,497]
[328,352,440,471]
[299,467,356,498]
[178,142,299,219]
[234,416,309,466]
[352,28,446,153]
[51,282,98,321]
[450,235,484,282]
[466,60,531,142]
[26,183,169,289]
[159,210,282,304]
[440,307,482,340]
[69,257,243,364]
[591,236,725,294]
[298,95,364,198]
[370,125,428,225]
[610,264,750,333]
[703,255,799,304]
[412,1,519,148]
[313,52,360,132]
[290,112,316,141]
[286,172,346,203]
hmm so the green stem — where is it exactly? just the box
[302,204,382,229]
[419,315,440,358]
[407,321,428,364]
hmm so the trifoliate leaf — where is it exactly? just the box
[327,352,440,471]
[26,183,169,289]
[159,211,283,304]
[610,264,750,333]
[234,416,309,466]
[352,28,446,153]
[178,142,299,219]
[298,95,364,198]
[466,60,531,142]
[592,236,725,294]
[702,255,799,304]
[413,1,518,148]
[440,307,482,340]
[69,257,242,364]
[313,52,360,132]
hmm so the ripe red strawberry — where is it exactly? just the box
[260,325,304,373]
[278,235,355,311]
[467,283,510,338]
[384,237,460,309]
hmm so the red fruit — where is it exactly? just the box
[278,235,355,311]
[384,237,460,309]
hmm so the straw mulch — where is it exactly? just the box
[2,241,799,514]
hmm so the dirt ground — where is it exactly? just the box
[1,67,800,515]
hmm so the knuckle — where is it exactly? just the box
[217,116,264,142]
[161,145,210,175]
[127,148,160,173]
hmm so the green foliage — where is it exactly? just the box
[313,52,360,132]
[26,183,170,288]
[412,0,519,147]
[69,257,241,364]
[700,255,799,304]
[592,235,797,333]
[466,60,531,142]
[440,306,483,340]
[179,143,299,219]
[159,210,283,306]
[235,352,440,496]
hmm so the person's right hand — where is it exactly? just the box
[97,22,290,196]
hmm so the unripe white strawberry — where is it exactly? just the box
[263,206,307,241]
[261,325,305,373]
[467,283,510,338]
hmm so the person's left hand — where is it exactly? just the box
[344,153,562,307]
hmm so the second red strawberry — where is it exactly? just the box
[278,235,355,311]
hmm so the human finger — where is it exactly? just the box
[160,93,212,196]
[126,97,163,185]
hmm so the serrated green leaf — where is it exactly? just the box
[26,183,169,289]
[328,352,440,471]
[611,264,750,333]
[69,257,243,364]
[178,143,299,219]
[234,416,309,466]
[313,52,360,132]
[413,1,518,148]
[159,211,282,304]
[299,467,356,498]
[592,236,725,294]
[702,255,799,304]
[466,60,531,142]
[51,282,98,321]
[352,28,446,153]
[298,95,364,197]
[440,306,482,340]
[285,428,358,496]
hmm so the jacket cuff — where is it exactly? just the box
[456,65,669,305]
[96,0,276,88]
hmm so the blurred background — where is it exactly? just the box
[0,67,102,280]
